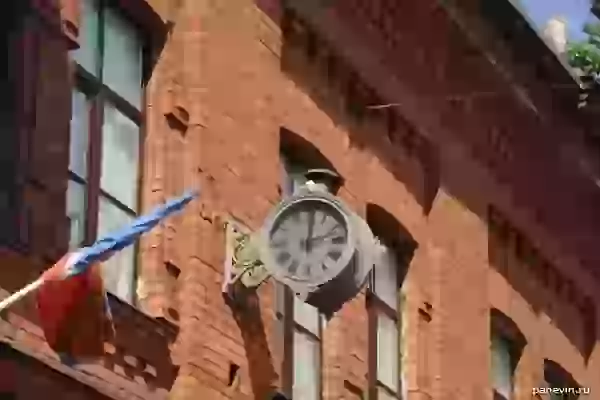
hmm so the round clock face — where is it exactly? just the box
[267,199,351,283]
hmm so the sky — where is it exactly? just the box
[517,0,599,41]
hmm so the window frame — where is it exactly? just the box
[490,330,515,400]
[489,309,526,400]
[543,360,581,400]
[275,282,324,400]
[276,154,325,399]
[367,239,402,400]
[290,295,323,400]
[69,0,147,304]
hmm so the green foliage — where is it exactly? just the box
[567,22,600,79]
[568,41,600,74]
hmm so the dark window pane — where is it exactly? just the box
[72,0,100,76]
[281,157,308,196]
[97,195,135,302]
[102,8,143,109]
[100,103,139,211]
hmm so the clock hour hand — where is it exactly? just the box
[308,227,341,244]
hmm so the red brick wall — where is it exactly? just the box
[327,0,600,277]
[155,1,600,399]
[0,1,176,399]
[0,343,126,399]
[1,0,598,399]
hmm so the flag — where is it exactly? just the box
[35,190,198,361]
[37,254,112,362]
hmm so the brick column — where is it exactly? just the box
[22,0,73,262]
[168,0,214,398]
[138,0,182,319]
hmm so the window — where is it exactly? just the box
[276,150,325,399]
[68,0,144,303]
[490,309,526,400]
[275,272,323,400]
[278,127,341,197]
[544,360,582,400]
[368,241,402,400]
[490,332,514,400]
[291,296,322,399]
[365,205,415,400]
[280,156,309,197]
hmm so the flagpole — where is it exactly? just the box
[0,278,45,312]
[0,190,199,313]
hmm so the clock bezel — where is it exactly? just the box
[260,190,357,294]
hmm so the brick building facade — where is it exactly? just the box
[0,0,598,399]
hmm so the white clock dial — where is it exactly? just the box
[269,202,349,281]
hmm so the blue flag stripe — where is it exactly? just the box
[70,190,199,275]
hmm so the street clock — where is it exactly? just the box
[260,169,375,316]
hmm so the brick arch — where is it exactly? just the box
[365,203,417,274]
[279,127,338,174]
[491,308,527,342]
[488,275,593,384]
[278,127,344,194]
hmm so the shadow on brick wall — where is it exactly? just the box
[278,9,440,215]
[226,287,279,399]
[0,0,26,251]
[487,207,597,365]
[275,1,599,376]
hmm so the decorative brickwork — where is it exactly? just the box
[0,0,599,399]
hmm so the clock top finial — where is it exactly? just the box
[303,168,342,193]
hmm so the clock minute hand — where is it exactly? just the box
[305,211,315,252]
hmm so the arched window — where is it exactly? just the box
[544,359,583,400]
[276,127,341,399]
[366,204,417,400]
[279,127,341,196]
[490,309,526,400]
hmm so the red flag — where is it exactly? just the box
[36,254,114,361]
[13,192,198,362]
